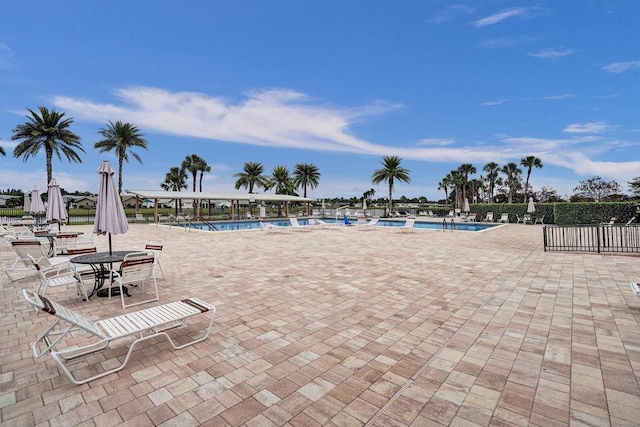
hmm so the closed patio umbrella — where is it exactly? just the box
[46,178,68,231]
[30,186,46,215]
[463,198,470,213]
[23,192,31,212]
[527,197,535,214]
[93,161,129,255]
[362,198,367,215]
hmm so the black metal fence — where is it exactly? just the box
[543,224,640,253]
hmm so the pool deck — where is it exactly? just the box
[1,222,639,426]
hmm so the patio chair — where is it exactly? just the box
[28,254,88,301]
[134,213,147,222]
[631,282,640,300]
[484,212,494,222]
[6,239,68,281]
[54,232,80,255]
[359,218,379,231]
[145,239,165,280]
[517,214,532,224]
[499,213,509,223]
[110,251,159,309]
[467,213,477,222]
[260,221,287,233]
[534,215,545,224]
[67,241,99,284]
[22,289,216,385]
[289,217,312,232]
[398,218,416,233]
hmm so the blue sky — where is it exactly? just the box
[1,1,639,201]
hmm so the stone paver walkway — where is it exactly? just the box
[1,222,639,426]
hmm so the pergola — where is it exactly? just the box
[125,190,314,222]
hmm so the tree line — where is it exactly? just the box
[3,106,639,211]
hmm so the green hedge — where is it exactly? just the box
[463,201,637,224]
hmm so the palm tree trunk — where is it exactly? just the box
[46,145,54,185]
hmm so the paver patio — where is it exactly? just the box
[1,222,639,426]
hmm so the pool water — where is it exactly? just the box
[172,218,499,232]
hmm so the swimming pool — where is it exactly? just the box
[169,218,500,232]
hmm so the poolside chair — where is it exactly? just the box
[289,217,312,232]
[6,239,68,281]
[517,214,532,224]
[28,254,88,301]
[398,218,416,233]
[22,289,216,385]
[484,212,494,222]
[631,282,640,300]
[534,214,545,224]
[54,232,80,255]
[499,213,509,223]
[467,213,477,222]
[260,221,287,233]
[66,241,98,284]
[359,218,379,231]
[134,213,147,222]
[625,216,636,226]
[110,251,159,309]
[446,210,455,218]
[144,239,165,280]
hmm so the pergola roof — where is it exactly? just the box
[125,190,314,203]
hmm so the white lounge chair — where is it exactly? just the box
[110,251,159,309]
[289,217,312,232]
[516,214,532,224]
[499,213,509,223]
[6,239,68,281]
[484,212,494,222]
[534,215,545,224]
[631,282,640,300]
[398,218,416,233]
[260,221,287,233]
[361,218,379,231]
[28,254,88,301]
[22,289,216,385]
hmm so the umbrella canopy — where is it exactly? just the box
[527,197,536,214]
[29,186,46,214]
[463,198,470,213]
[46,178,68,226]
[93,161,129,253]
[23,193,31,212]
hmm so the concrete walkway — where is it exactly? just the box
[1,222,639,426]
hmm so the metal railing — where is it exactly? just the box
[543,224,640,253]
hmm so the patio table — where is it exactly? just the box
[70,250,139,298]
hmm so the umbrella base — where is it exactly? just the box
[96,286,129,298]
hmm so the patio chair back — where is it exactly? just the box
[145,239,164,279]
[113,251,159,308]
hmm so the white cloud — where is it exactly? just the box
[563,122,608,134]
[427,4,474,24]
[529,48,574,59]
[472,7,536,28]
[416,138,457,146]
[602,60,640,73]
[479,36,537,48]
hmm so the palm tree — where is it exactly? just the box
[11,106,84,185]
[483,162,500,204]
[458,163,476,204]
[95,121,148,195]
[234,161,269,193]
[371,156,411,215]
[449,170,465,209]
[438,176,450,204]
[182,154,207,217]
[520,156,543,201]
[501,162,523,203]
[269,165,295,216]
[198,161,211,192]
[293,163,320,197]
[293,163,321,215]
[161,166,188,215]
